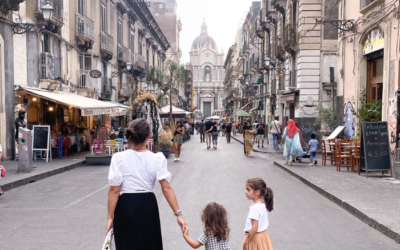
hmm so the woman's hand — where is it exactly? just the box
[183,226,189,236]
[106,218,113,234]
[177,215,187,232]
[242,241,249,250]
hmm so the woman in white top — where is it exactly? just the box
[107,118,187,250]
[242,178,274,250]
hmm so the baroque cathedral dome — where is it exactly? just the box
[191,20,217,50]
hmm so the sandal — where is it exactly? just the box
[289,162,293,166]
[284,161,289,165]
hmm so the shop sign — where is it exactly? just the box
[280,94,295,102]
[89,70,102,79]
[81,108,111,116]
[363,28,384,55]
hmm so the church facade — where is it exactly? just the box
[190,21,225,118]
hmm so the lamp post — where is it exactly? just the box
[41,2,54,21]
[12,2,54,34]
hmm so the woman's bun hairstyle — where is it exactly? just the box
[125,118,150,144]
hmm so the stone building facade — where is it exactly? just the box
[0,0,169,158]
[190,21,225,118]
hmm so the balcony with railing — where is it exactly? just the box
[118,44,130,63]
[119,85,132,98]
[76,70,98,89]
[76,14,94,50]
[275,45,286,62]
[40,52,61,80]
[133,53,146,71]
[284,24,297,54]
[100,77,112,100]
[101,31,113,60]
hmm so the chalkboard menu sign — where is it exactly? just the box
[32,125,50,150]
[360,122,392,177]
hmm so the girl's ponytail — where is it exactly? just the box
[264,186,274,212]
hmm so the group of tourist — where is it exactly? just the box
[106,118,275,250]
[196,119,235,150]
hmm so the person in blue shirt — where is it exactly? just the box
[308,134,319,166]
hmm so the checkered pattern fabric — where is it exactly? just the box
[197,232,231,250]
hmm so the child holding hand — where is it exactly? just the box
[242,178,274,250]
[183,202,231,250]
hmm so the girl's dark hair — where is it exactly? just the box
[247,178,274,212]
[201,202,230,241]
[125,118,150,144]
[176,121,183,127]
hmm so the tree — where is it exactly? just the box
[164,60,190,124]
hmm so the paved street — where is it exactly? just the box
[0,134,398,250]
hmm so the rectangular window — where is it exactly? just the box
[130,25,135,53]
[101,4,107,32]
[139,37,143,55]
[118,19,123,46]
[324,0,339,39]
[78,0,86,15]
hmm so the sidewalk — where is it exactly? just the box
[258,154,400,244]
[0,153,86,192]
[231,134,282,154]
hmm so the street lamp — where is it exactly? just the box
[41,3,54,21]
[126,62,132,71]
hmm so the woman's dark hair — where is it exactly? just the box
[125,118,150,144]
[176,121,183,127]
[214,121,217,125]
[247,178,274,212]
[202,202,230,242]
[311,133,316,139]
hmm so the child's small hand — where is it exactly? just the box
[183,227,189,236]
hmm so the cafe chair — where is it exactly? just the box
[351,141,361,172]
[115,138,124,152]
[320,140,334,166]
[328,139,339,166]
[52,136,64,159]
[336,141,351,171]
[107,140,118,154]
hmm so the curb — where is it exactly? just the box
[273,161,400,244]
[2,160,86,192]
[231,135,277,154]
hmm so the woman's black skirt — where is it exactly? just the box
[114,192,163,250]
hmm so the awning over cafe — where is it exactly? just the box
[18,86,121,116]
[104,101,129,117]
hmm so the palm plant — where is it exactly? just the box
[164,60,190,124]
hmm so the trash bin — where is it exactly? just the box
[18,127,33,173]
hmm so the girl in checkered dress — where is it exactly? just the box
[242,178,274,250]
[183,202,231,250]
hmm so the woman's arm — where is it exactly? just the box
[159,179,187,232]
[106,185,121,233]
[181,128,185,135]
[243,219,259,250]
[183,228,202,249]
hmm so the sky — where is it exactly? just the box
[176,0,257,64]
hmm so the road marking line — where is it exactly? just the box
[62,184,109,209]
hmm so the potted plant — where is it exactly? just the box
[158,130,173,159]
[85,125,112,165]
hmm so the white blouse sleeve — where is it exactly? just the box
[155,152,172,182]
[108,154,123,186]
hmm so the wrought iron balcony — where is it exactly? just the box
[284,24,297,54]
[276,45,286,62]
[100,77,112,100]
[118,44,130,63]
[101,31,113,60]
[76,14,94,50]
[40,52,61,80]
[77,70,98,90]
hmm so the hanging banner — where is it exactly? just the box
[363,28,384,55]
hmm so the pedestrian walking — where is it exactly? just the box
[221,123,226,137]
[225,122,232,143]
[252,122,258,144]
[244,119,254,157]
[198,119,205,143]
[0,143,5,199]
[308,134,319,166]
[206,121,219,150]
[281,119,305,166]
[242,178,274,250]
[270,117,281,150]
[204,119,214,149]
[232,121,237,136]
[183,202,231,249]
[256,119,265,148]
[195,122,199,135]
[106,118,187,249]
[173,121,185,161]
[15,110,26,140]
